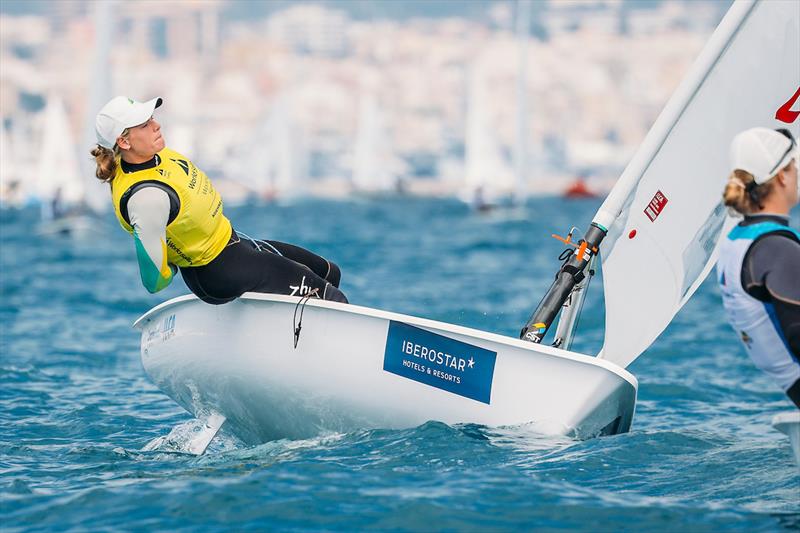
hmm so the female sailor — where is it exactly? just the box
[717,127,799,408]
[91,96,348,305]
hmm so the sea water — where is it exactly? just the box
[1,197,798,531]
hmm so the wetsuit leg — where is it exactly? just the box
[181,266,237,304]
[255,240,342,287]
[180,238,348,304]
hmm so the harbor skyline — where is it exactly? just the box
[1,0,729,206]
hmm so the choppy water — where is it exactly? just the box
[1,197,798,531]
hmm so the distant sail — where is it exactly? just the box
[37,95,85,218]
[0,124,15,200]
[596,0,799,368]
[235,93,308,201]
[352,92,398,193]
[463,61,515,205]
[80,0,115,213]
[514,0,532,203]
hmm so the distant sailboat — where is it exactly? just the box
[514,0,532,204]
[462,62,516,211]
[351,91,402,195]
[4,121,39,208]
[0,123,20,206]
[79,0,116,215]
[37,96,85,220]
[29,0,115,235]
[463,1,531,212]
[35,95,97,235]
[236,94,308,203]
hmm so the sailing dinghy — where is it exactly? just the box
[134,0,799,451]
[38,1,115,236]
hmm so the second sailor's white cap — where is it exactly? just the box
[730,127,797,184]
[95,96,163,149]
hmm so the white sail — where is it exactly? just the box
[352,92,398,193]
[79,0,115,213]
[0,124,16,201]
[463,61,516,205]
[8,125,38,206]
[514,0,532,203]
[37,95,85,217]
[596,0,799,368]
[271,97,306,197]
[238,94,308,200]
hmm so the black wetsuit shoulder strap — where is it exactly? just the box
[119,181,180,226]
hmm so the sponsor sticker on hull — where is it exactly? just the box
[145,313,176,345]
[383,321,497,404]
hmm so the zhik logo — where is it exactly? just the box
[289,276,313,296]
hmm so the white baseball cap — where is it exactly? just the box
[95,96,163,149]
[730,127,797,184]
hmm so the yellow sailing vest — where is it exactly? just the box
[111,147,232,267]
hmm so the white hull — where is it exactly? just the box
[772,412,800,468]
[134,294,637,445]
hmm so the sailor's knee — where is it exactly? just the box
[326,261,341,287]
[324,282,348,304]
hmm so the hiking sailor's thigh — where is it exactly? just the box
[251,251,347,303]
[259,240,342,287]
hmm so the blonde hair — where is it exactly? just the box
[723,167,780,215]
[89,129,128,183]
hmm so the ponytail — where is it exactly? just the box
[90,127,129,183]
[90,144,119,183]
[722,169,774,215]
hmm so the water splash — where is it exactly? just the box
[141,413,226,455]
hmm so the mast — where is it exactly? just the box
[520,223,606,343]
[552,253,596,350]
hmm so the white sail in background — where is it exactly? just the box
[37,95,85,218]
[514,0,532,203]
[596,0,799,368]
[79,0,115,213]
[240,94,308,201]
[352,92,398,193]
[270,102,305,198]
[463,61,515,205]
[0,124,16,202]
[8,125,39,206]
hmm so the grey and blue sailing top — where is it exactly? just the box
[716,214,800,391]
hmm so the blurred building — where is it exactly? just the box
[0,0,726,205]
[266,4,350,58]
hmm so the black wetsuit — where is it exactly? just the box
[179,229,347,305]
